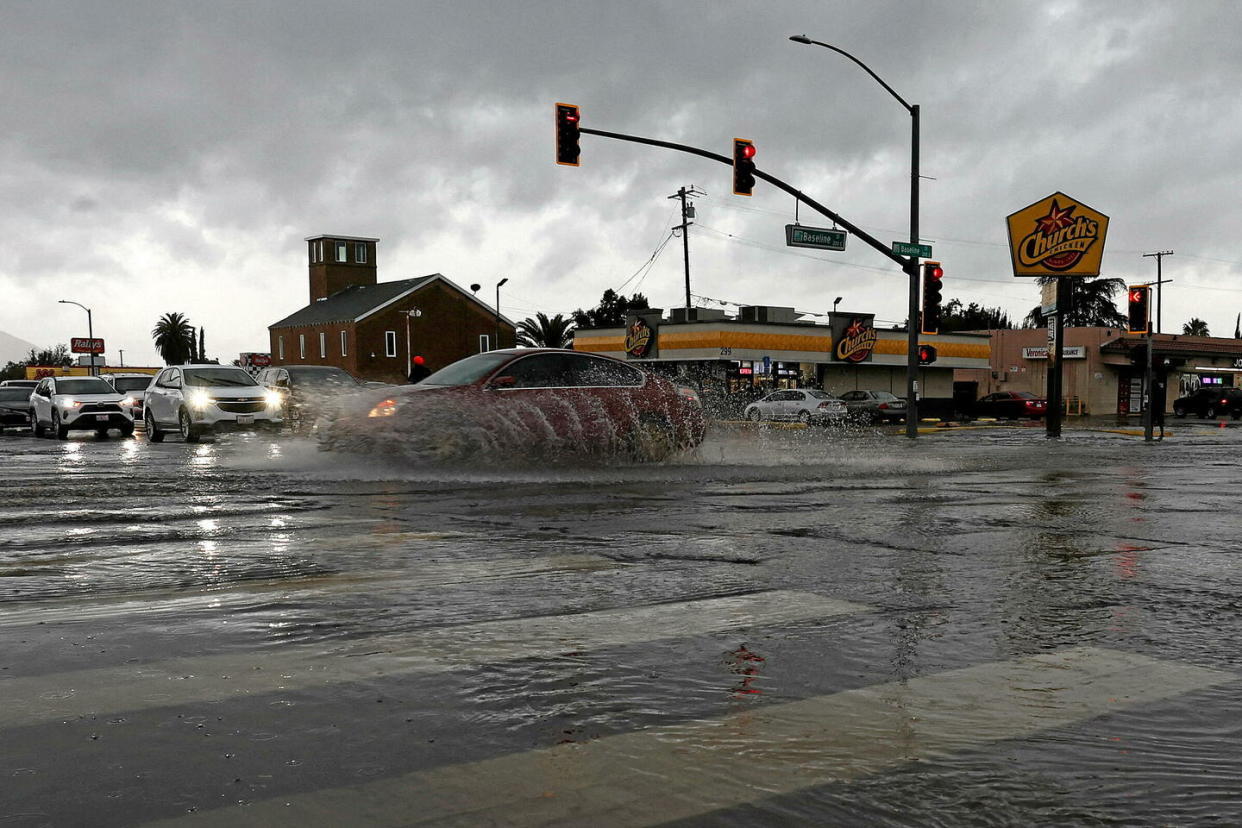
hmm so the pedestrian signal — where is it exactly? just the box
[918,344,938,365]
[732,139,756,196]
[555,103,580,166]
[1127,285,1150,334]
[920,261,943,334]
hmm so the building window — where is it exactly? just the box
[316,240,324,262]
[299,334,306,360]
[355,243,367,264]
[385,330,397,357]
[336,242,347,262]
[278,336,284,360]
[319,331,326,359]
[309,241,316,264]
[479,334,490,353]
[340,330,347,357]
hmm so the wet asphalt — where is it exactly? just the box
[2,420,1242,826]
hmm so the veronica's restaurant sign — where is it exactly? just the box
[1023,346,1086,360]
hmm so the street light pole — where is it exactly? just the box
[404,308,422,376]
[790,35,921,437]
[58,299,95,376]
[495,277,509,350]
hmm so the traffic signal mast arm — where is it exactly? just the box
[578,125,911,269]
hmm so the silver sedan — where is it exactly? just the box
[744,389,848,424]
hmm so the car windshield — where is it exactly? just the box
[873,391,899,401]
[286,367,360,387]
[111,377,153,393]
[421,353,514,387]
[807,390,838,400]
[0,388,30,401]
[56,378,116,395]
[183,368,259,387]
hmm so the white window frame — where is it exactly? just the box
[340,330,347,357]
[478,334,490,353]
[355,243,367,264]
[384,330,397,358]
[319,331,326,359]
[336,242,347,263]
[278,336,285,360]
[299,334,306,360]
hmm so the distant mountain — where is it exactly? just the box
[0,330,39,366]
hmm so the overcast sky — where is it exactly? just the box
[3,0,1241,365]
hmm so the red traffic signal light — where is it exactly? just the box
[1127,285,1150,334]
[920,260,943,335]
[918,344,938,365]
[732,138,756,196]
[555,103,580,166]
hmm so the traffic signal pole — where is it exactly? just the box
[1045,277,1066,439]
[905,104,920,439]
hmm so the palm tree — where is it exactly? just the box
[1182,318,1210,336]
[516,312,575,348]
[151,312,197,365]
[1023,277,1128,328]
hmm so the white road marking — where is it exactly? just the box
[0,590,867,730]
[141,646,1236,828]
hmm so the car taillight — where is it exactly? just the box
[676,387,700,405]
[367,398,397,418]
[817,402,833,409]
[878,403,889,410]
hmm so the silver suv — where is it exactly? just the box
[29,375,135,439]
[144,365,283,442]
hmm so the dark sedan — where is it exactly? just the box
[320,349,705,462]
[973,391,1048,420]
[1172,387,1242,419]
[0,387,32,430]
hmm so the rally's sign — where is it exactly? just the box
[831,314,877,363]
[239,352,272,367]
[71,337,105,354]
[1006,192,1109,277]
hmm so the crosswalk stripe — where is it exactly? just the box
[140,646,1236,828]
[0,590,868,730]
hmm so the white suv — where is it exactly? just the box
[144,365,283,442]
[29,375,135,439]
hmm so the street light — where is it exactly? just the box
[495,278,509,350]
[790,34,922,438]
[833,296,843,313]
[58,299,95,376]
[403,307,423,375]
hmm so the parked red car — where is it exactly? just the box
[972,390,1048,420]
[320,349,706,461]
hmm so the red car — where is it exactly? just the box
[973,390,1048,420]
[320,349,705,461]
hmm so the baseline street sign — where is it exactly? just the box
[785,224,846,252]
[71,337,105,354]
[892,241,932,258]
[1007,191,1109,277]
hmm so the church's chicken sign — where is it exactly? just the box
[1006,192,1109,277]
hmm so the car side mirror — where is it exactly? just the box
[488,376,516,389]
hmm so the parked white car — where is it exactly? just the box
[744,389,848,424]
[144,365,283,442]
[29,375,135,439]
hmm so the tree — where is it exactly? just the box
[516,313,575,348]
[571,290,649,329]
[197,327,206,361]
[1023,277,1128,328]
[940,299,1013,332]
[1183,318,1210,336]
[151,313,196,365]
[0,345,72,381]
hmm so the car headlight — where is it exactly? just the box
[61,398,80,409]
[264,389,284,408]
[188,390,214,409]
[368,398,397,418]
[120,396,136,407]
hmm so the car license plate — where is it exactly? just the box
[95,414,109,422]
[236,414,255,425]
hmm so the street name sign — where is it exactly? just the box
[71,337,105,354]
[785,224,846,252]
[892,241,932,258]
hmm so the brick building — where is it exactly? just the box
[268,234,516,384]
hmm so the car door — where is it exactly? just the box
[31,379,51,423]
[150,369,179,424]
[487,353,581,437]
[785,390,811,419]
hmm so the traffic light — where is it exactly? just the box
[918,344,938,365]
[1127,285,1150,334]
[732,138,756,196]
[920,260,943,334]
[555,103,580,166]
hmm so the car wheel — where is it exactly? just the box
[29,411,43,438]
[96,428,110,439]
[145,409,165,442]
[746,408,761,422]
[120,424,135,438]
[1173,406,1186,419]
[52,410,68,440]
[797,410,811,425]
[1206,405,1218,419]
[626,417,677,462]
[179,408,201,443]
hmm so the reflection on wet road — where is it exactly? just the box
[3,425,1242,826]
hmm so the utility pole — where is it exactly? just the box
[669,186,704,310]
[1142,250,1173,333]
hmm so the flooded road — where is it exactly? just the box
[3,424,1242,826]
